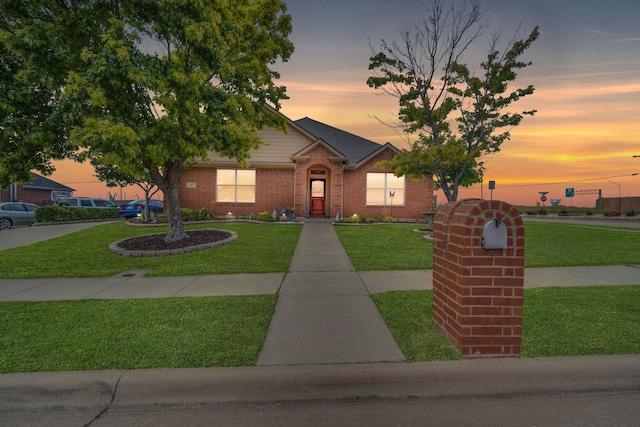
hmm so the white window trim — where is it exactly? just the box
[366,173,406,206]
[216,169,256,203]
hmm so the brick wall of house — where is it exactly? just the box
[342,149,433,220]
[179,166,295,216]
[0,188,51,206]
[179,145,433,220]
[432,199,525,358]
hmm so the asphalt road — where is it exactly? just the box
[5,391,634,426]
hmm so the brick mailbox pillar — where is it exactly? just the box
[432,199,524,358]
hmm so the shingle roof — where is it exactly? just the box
[294,117,383,164]
[23,174,75,192]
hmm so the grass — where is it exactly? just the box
[334,224,432,270]
[522,286,640,357]
[373,286,640,362]
[1,220,639,372]
[0,221,301,278]
[372,291,461,361]
[0,295,276,373]
[2,220,637,278]
[336,222,640,270]
[524,221,640,267]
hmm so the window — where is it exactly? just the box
[216,169,256,203]
[366,173,405,206]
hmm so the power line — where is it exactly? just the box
[495,172,640,189]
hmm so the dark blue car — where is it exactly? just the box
[119,199,164,218]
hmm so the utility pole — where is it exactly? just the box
[609,180,621,212]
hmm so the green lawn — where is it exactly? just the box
[373,286,640,362]
[1,220,639,373]
[0,222,301,278]
[0,296,276,373]
[524,221,640,267]
[335,222,640,270]
[1,221,637,279]
[334,224,431,270]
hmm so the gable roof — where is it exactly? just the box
[294,117,384,165]
[23,174,75,192]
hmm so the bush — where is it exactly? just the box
[626,210,636,217]
[349,213,368,223]
[34,206,119,223]
[193,208,213,221]
[258,211,274,222]
[180,208,194,221]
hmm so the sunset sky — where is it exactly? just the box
[50,0,640,207]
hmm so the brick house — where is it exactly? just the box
[0,174,74,206]
[179,108,434,219]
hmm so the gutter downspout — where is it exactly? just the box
[341,165,344,219]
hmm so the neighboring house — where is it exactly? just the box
[0,174,75,206]
[179,107,434,219]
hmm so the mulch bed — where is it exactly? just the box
[116,229,232,251]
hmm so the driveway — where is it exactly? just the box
[0,222,108,251]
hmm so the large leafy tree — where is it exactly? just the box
[367,0,538,202]
[1,0,293,241]
[91,161,160,221]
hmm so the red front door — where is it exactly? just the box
[310,179,325,215]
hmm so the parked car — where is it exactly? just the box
[56,197,117,208]
[0,202,39,229]
[119,199,164,218]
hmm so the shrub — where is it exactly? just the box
[180,208,194,221]
[193,208,213,221]
[626,210,636,217]
[536,208,547,215]
[34,206,119,223]
[349,213,368,223]
[258,211,274,222]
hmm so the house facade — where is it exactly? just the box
[0,174,74,206]
[179,110,433,219]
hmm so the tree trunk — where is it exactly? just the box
[438,174,457,203]
[163,176,189,243]
[151,160,190,243]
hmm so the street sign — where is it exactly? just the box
[540,195,547,202]
[566,187,575,197]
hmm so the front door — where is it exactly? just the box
[310,179,326,215]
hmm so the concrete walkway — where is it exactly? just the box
[258,220,404,365]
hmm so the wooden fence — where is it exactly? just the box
[596,197,640,213]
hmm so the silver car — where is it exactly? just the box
[0,202,39,229]
[56,197,117,208]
